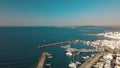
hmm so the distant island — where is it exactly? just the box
[57,25,120,28]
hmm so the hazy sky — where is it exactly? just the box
[0,0,120,26]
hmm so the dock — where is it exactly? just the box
[78,49,99,53]
[79,53,103,68]
[36,52,47,68]
[61,46,99,54]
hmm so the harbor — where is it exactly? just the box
[36,45,101,68]
[36,40,104,68]
[36,31,120,68]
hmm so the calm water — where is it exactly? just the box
[0,26,114,68]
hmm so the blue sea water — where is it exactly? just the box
[0,26,114,68]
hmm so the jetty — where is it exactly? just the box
[38,40,85,49]
[38,41,70,49]
[35,52,47,68]
[87,34,101,37]
[79,53,103,68]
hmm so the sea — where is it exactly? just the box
[0,26,115,68]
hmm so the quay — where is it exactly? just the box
[35,52,47,68]
[61,46,100,54]
[79,53,103,68]
[78,49,99,53]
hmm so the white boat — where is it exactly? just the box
[48,56,53,59]
[76,61,81,65]
[68,62,77,68]
[82,56,90,60]
[66,52,72,57]
[45,64,51,66]
[65,49,71,52]
[91,54,95,57]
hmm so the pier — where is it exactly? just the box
[79,53,103,68]
[38,40,85,49]
[35,52,47,68]
[38,41,70,49]
[61,46,100,54]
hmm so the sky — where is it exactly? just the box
[0,0,120,26]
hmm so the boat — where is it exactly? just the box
[48,56,53,59]
[75,61,81,65]
[66,52,72,57]
[68,62,77,68]
[91,54,95,57]
[82,56,90,60]
[45,64,51,66]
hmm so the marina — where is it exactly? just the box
[37,43,102,68]
[62,45,101,68]
[36,31,120,68]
